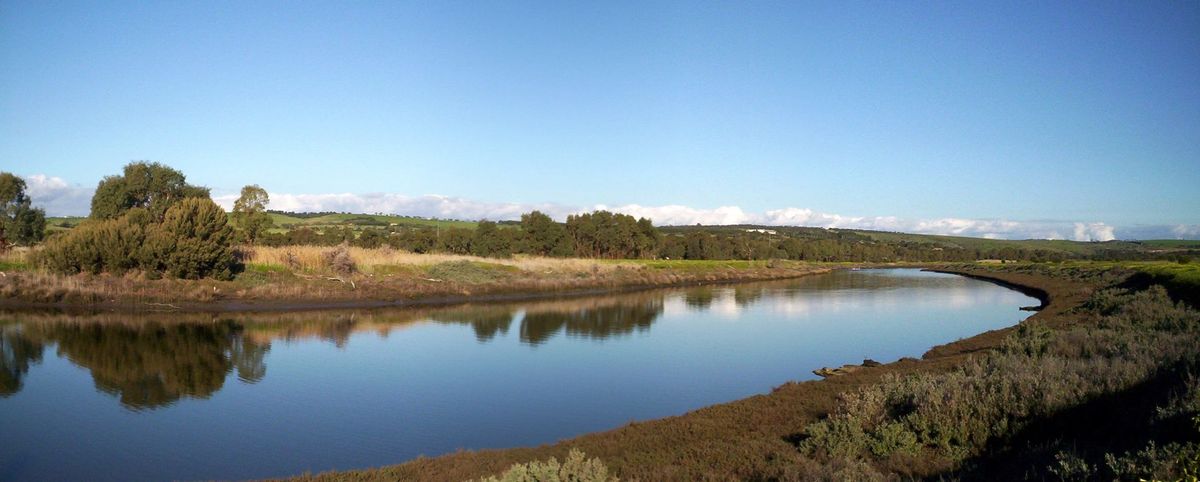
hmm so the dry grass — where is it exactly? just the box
[0,246,32,270]
[242,245,633,275]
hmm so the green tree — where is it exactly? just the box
[472,220,512,258]
[438,227,473,254]
[89,161,210,221]
[0,172,47,248]
[354,228,386,248]
[521,210,566,256]
[231,184,273,243]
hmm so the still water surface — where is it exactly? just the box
[0,269,1036,481]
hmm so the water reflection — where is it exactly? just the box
[0,293,670,405]
[684,287,715,309]
[0,328,44,397]
[428,307,516,342]
[519,300,662,345]
[0,269,1021,410]
[1,321,269,409]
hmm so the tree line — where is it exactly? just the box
[257,210,660,259]
[256,214,1080,263]
[4,162,1195,281]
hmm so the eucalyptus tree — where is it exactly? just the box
[0,172,46,248]
[90,161,210,221]
[232,184,273,243]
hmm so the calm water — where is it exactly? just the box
[0,269,1035,481]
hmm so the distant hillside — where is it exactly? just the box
[658,224,1196,257]
[45,213,1196,261]
[264,211,478,232]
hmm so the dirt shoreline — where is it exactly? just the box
[270,266,1085,482]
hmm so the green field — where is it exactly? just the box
[265,212,478,231]
[44,216,86,232]
[848,229,1148,255]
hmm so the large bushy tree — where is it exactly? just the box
[471,220,512,257]
[520,210,568,256]
[0,172,46,248]
[38,163,237,280]
[565,210,657,259]
[90,162,210,221]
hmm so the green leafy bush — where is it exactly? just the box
[36,198,237,280]
[147,198,237,279]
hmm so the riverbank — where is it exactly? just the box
[274,263,1199,481]
[0,253,838,312]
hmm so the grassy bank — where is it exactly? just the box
[271,263,1199,481]
[0,246,832,311]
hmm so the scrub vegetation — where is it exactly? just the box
[797,284,1200,480]
[474,450,617,482]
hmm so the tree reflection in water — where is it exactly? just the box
[0,283,744,405]
[429,307,516,342]
[684,288,716,309]
[1,327,44,397]
[1,321,269,409]
[519,301,663,345]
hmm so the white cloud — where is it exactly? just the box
[1171,225,1200,239]
[22,174,94,217]
[16,173,1199,240]
[212,192,572,222]
[591,204,752,226]
[1073,222,1117,242]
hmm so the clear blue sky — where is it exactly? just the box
[2,1,1198,231]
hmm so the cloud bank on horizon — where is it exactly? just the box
[22,174,1198,242]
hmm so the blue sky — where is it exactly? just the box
[2,1,1198,239]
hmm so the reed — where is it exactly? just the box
[242,245,630,275]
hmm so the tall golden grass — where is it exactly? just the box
[241,245,631,275]
[0,246,31,267]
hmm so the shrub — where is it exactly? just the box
[141,198,237,279]
[36,212,147,275]
[36,198,237,280]
[284,250,301,270]
[799,284,1200,476]
[322,245,356,275]
[476,449,617,482]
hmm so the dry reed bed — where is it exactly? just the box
[243,246,632,274]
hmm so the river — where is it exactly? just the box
[0,269,1037,481]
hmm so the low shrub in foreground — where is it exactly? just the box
[476,449,616,482]
[799,285,1200,479]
